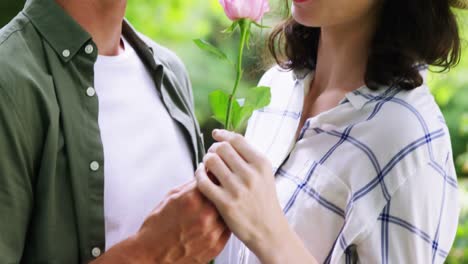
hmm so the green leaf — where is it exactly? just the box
[227,87,271,132]
[244,86,271,110]
[193,39,229,61]
[209,89,230,127]
[245,28,252,49]
[222,21,239,34]
[231,101,255,132]
[252,21,271,29]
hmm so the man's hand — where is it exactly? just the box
[92,180,230,264]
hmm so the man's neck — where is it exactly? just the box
[55,0,127,56]
[313,8,380,95]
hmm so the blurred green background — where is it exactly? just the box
[1,0,467,262]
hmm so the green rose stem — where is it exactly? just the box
[208,21,250,264]
[225,19,251,130]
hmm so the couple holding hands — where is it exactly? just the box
[0,0,465,263]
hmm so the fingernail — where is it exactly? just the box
[213,129,219,136]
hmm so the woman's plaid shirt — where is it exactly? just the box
[217,67,460,264]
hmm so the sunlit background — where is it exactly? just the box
[1,0,467,262]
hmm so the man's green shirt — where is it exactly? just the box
[0,0,205,262]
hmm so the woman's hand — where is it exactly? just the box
[196,129,311,263]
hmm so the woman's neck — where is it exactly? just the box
[313,10,379,94]
[55,0,127,56]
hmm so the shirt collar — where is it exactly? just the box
[121,19,159,66]
[343,86,382,109]
[23,0,92,62]
[292,67,391,110]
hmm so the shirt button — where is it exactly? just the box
[91,247,101,258]
[90,161,100,171]
[62,49,71,58]
[86,87,96,97]
[85,44,94,54]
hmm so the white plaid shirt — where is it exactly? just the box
[216,67,460,264]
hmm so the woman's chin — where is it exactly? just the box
[292,7,322,27]
[292,15,321,28]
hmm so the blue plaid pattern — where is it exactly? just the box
[216,67,460,264]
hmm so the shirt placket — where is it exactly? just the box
[81,42,106,260]
[47,40,106,261]
[238,78,306,264]
[272,78,307,175]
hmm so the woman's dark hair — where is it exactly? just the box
[268,0,463,90]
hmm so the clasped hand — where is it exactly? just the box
[196,129,290,262]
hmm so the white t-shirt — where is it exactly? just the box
[217,67,459,263]
[93,38,195,249]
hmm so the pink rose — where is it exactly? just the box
[219,0,270,22]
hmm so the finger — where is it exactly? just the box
[212,228,231,259]
[195,163,225,208]
[203,153,240,192]
[208,142,251,176]
[212,129,263,164]
[200,228,232,262]
[210,218,228,243]
[218,228,231,248]
[194,227,230,263]
[187,218,226,263]
[183,204,221,241]
[168,179,196,196]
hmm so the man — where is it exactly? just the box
[0,0,229,263]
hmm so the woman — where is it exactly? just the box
[196,0,465,263]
